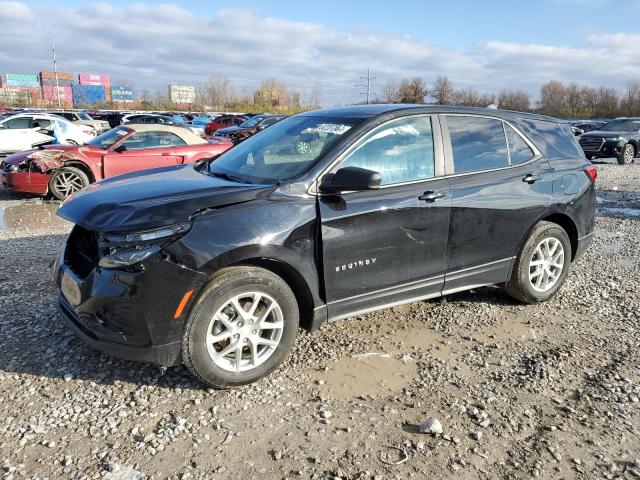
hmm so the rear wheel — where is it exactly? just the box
[505,221,572,304]
[617,143,635,165]
[182,266,299,388]
[49,166,90,200]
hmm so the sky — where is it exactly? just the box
[1,0,640,105]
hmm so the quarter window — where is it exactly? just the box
[447,116,509,173]
[340,116,435,185]
[505,124,534,165]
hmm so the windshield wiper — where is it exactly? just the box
[209,170,251,184]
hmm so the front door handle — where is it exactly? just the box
[418,191,447,202]
[522,173,542,184]
[161,152,175,156]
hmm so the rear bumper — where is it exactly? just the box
[574,231,593,260]
[0,171,50,194]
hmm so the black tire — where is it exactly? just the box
[505,221,572,304]
[49,166,90,200]
[182,266,299,388]
[617,143,635,165]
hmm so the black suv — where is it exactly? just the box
[578,117,640,164]
[55,105,596,388]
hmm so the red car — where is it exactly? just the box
[0,124,232,200]
[204,115,247,136]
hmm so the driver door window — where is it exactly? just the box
[339,116,435,185]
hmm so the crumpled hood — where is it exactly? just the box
[2,144,100,166]
[57,164,273,233]
[581,130,631,139]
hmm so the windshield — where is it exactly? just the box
[600,119,640,132]
[239,116,264,128]
[207,115,361,184]
[78,112,93,120]
[86,127,132,148]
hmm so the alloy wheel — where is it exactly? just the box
[205,292,284,372]
[624,145,634,163]
[528,237,565,292]
[52,171,84,198]
[296,141,310,154]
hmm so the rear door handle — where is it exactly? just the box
[418,190,447,202]
[522,173,542,184]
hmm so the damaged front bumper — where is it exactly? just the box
[1,149,78,195]
[54,231,208,367]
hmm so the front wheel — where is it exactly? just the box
[49,166,90,200]
[505,221,572,304]
[617,143,635,165]
[182,266,299,388]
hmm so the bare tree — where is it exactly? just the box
[452,88,494,107]
[580,86,599,117]
[565,82,586,118]
[497,89,531,111]
[538,80,567,117]
[431,75,454,105]
[306,80,323,109]
[254,78,289,110]
[621,80,640,116]
[380,79,399,103]
[594,87,619,118]
[397,77,427,103]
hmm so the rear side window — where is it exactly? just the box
[519,119,583,158]
[505,124,534,165]
[447,116,508,173]
[341,115,435,185]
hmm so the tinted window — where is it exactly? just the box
[600,119,640,132]
[2,117,32,129]
[505,124,534,165]
[519,119,583,158]
[447,116,508,173]
[210,116,360,184]
[341,116,435,185]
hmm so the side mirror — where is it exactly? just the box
[112,144,127,153]
[319,166,381,193]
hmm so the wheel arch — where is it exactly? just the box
[189,245,324,332]
[60,160,96,183]
[540,212,579,261]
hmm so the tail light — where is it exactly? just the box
[584,165,597,183]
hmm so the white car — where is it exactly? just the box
[0,114,95,154]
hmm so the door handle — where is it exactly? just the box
[161,152,175,156]
[522,173,542,184]
[418,191,447,202]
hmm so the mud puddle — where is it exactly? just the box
[0,199,69,234]
[311,353,416,400]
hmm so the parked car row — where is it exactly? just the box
[576,117,640,164]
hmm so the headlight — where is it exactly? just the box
[98,223,190,268]
[609,136,626,142]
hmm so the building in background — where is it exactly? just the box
[169,84,196,105]
[0,74,42,106]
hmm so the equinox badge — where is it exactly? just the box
[335,258,376,272]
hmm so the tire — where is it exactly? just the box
[49,166,90,200]
[182,266,299,388]
[617,143,635,165]
[505,221,572,304]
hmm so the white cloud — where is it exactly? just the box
[0,2,638,105]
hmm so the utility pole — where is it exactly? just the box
[52,43,61,108]
[356,68,376,104]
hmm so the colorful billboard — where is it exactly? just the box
[111,85,134,102]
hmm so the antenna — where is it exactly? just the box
[355,68,376,104]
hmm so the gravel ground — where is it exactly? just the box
[0,160,638,480]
